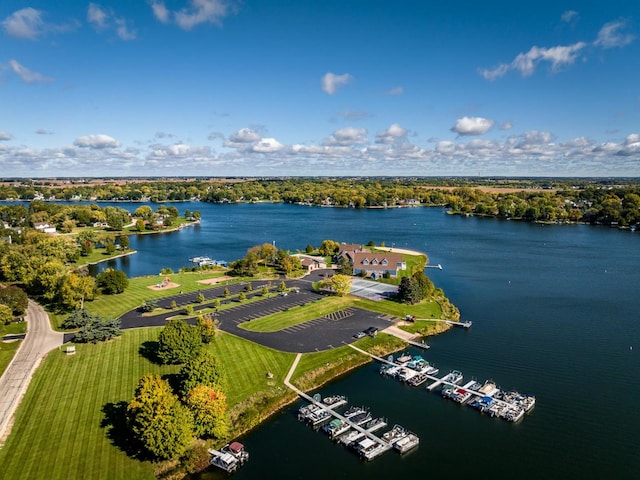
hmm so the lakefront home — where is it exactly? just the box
[349,251,406,279]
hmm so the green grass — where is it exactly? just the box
[0,322,27,377]
[0,328,176,480]
[350,296,442,319]
[239,296,352,332]
[50,270,232,328]
[398,319,450,336]
[0,328,295,480]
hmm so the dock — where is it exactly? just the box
[425,263,443,270]
[285,354,394,460]
[406,339,430,350]
[347,344,535,423]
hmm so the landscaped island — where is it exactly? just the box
[0,235,460,479]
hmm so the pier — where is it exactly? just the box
[415,318,473,329]
[285,354,393,459]
[348,344,535,422]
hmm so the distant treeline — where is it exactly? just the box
[1,177,639,226]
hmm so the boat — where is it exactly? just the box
[343,406,368,418]
[441,370,464,385]
[382,424,408,444]
[339,430,366,446]
[393,431,419,453]
[322,395,347,409]
[406,372,429,386]
[323,418,351,439]
[356,437,389,461]
[349,410,373,426]
[363,417,387,433]
[208,442,249,472]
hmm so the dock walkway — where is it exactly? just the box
[284,353,393,457]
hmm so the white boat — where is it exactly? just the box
[357,437,388,461]
[393,432,419,453]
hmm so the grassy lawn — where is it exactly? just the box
[290,333,407,391]
[238,296,352,332]
[0,328,295,480]
[398,319,451,337]
[351,296,442,319]
[0,322,27,377]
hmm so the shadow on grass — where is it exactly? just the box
[162,372,183,394]
[100,401,147,460]
[138,340,161,364]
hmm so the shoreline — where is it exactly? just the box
[84,249,137,266]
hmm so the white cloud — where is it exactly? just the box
[74,134,120,149]
[2,8,43,40]
[174,0,236,30]
[8,59,54,84]
[451,117,494,136]
[482,42,587,80]
[0,131,13,141]
[35,129,54,135]
[87,3,136,40]
[150,1,170,24]
[252,138,284,153]
[388,86,404,96]
[561,10,579,23]
[500,121,513,130]
[228,128,261,143]
[375,124,408,144]
[321,72,353,95]
[335,109,373,122]
[594,20,635,49]
[323,127,368,146]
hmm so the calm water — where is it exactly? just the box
[16,201,640,478]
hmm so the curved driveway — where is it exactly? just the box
[0,300,64,444]
[120,271,394,353]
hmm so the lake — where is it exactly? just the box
[21,201,640,478]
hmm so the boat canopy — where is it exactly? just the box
[229,442,244,453]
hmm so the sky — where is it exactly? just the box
[1,0,639,178]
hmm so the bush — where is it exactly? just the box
[157,318,202,365]
[74,317,121,343]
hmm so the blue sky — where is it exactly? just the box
[1,0,639,177]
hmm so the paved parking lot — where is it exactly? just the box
[119,274,395,352]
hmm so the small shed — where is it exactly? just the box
[65,345,76,355]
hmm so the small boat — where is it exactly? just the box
[323,419,351,439]
[208,442,249,472]
[393,432,419,453]
[343,406,368,418]
[441,370,464,385]
[339,430,366,446]
[322,395,347,409]
[357,437,388,461]
[382,424,407,444]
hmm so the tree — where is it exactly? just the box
[170,300,177,309]
[179,350,226,397]
[238,291,246,302]
[278,281,286,292]
[318,239,340,256]
[223,287,230,297]
[185,385,229,439]
[74,316,121,343]
[197,315,218,344]
[321,274,352,297]
[0,286,28,317]
[96,268,129,294]
[157,318,202,364]
[397,277,422,304]
[336,256,353,275]
[305,244,314,254]
[0,304,14,325]
[61,308,95,329]
[140,298,158,312]
[118,235,129,250]
[58,273,96,310]
[261,286,269,296]
[135,219,146,232]
[127,374,194,460]
[197,292,205,303]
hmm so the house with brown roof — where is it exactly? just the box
[296,255,327,272]
[350,252,406,279]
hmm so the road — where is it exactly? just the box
[0,300,64,445]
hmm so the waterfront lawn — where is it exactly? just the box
[351,296,442,319]
[0,328,295,480]
[290,333,406,391]
[238,296,353,332]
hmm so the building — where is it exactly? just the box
[349,252,406,279]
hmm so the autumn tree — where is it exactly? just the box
[320,274,352,297]
[318,239,340,256]
[127,374,194,460]
[58,272,96,310]
[185,385,229,440]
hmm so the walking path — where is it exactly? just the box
[0,300,64,445]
